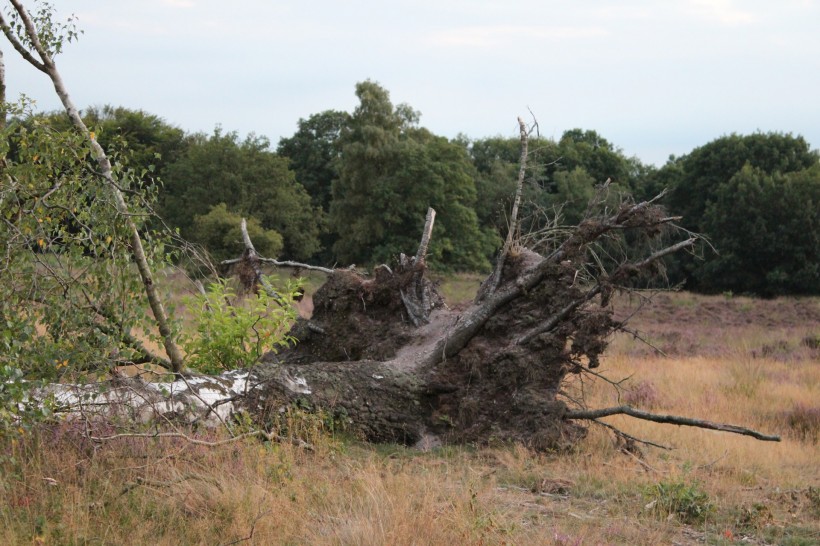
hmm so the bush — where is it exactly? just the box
[644,479,714,523]
[192,203,283,264]
[180,276,300,373]
[623,380,661,408]
[781,404,820,443]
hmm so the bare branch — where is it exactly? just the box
[0,47,6,131]
[221,256,336,274]
[258,258,335,274]
[564,405,781,442]
[238,217,281,301]
[476,116,530,303]
[88,429,314,450]
[593,419,673,451]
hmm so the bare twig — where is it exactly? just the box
[219,499,272,546]
[88,429,315,451]
[618,326,669,358]
[593,419,672,451]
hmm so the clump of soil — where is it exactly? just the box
[272,263,443,364]
[423,250,612,449]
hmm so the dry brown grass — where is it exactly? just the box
[2,290,818,545]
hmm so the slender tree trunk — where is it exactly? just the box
[0,46,6,131]
[1,1,184,371]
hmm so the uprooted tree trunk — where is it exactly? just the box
[38,194,780,450]
[232,196,780,449]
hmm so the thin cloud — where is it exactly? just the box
[685,0,757,26]
[427,24,607,48]
[161,0,196,7]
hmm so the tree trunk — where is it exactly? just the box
[0,0,185,371]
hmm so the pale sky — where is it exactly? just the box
[3,0,819,165]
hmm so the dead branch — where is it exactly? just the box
[564,405,781,442]
[618,326,669,357]
[221,256,335,275]
[116,472,224,499]
[87,429,314,451]
[414,207,436,265]
[476,116,529,303]
[593,419,672,451]
[238,217,281,300]
[219,499,272,546]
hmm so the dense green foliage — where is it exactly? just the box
[276,110,348,264]
[8,87,818,294]
[658,133,819,294]
[666,133,816,234]
[158,129,321,262]
[328,81,495,270]
[277,110,348,213]
[699,164,819,296]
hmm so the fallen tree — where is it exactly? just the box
[1,3,779,448]
[34,179,780,450]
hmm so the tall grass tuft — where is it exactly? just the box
[781,403,820,443]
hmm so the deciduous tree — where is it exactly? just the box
[699,164,819,295]
[329,81,495,270]
[159,129,321,261]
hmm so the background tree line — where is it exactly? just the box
[16,81,819,295]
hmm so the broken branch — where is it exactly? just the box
[564,405,781,442]
[414,207,436,265]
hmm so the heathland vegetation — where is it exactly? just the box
[1,3,818,544]
[1,288,818,544]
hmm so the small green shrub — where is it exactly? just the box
[644,479,714,523]
[180,276,300,373]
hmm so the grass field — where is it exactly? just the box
[1,283,818,545]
